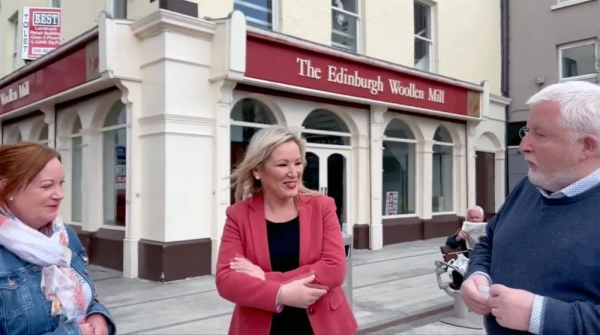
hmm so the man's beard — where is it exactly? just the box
[528,166,578,193]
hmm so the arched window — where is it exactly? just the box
[382,119,417,215]
[230,98,278,201]
[71,117,83,223]
[38,124,49,146]
[102,102,127,226]
[301,109,351,146]
[432,126,454,212]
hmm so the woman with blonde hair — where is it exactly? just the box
[216,126,357,335]
[0,142,116,335]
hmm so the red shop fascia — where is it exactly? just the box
[0,29,102,123]
[239,30,483,121]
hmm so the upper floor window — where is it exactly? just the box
[414,1,434,72]
[559,40,598,83]
[50,0,61,7]
[234,0,276,30]
[331,0,360,53]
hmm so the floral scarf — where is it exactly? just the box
[0,207,89,323]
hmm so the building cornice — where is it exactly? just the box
[131,9,216,40]
[490,93,511,106]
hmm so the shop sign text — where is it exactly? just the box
[0,81,30,106]
[296,58,445,104]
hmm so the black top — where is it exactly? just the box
[267,217,314,335]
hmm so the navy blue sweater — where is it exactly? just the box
[465,177,600,335]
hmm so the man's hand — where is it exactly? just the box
[86,314,109,335]
[489,284,535,331]
[229,256,265,281]
[457,230,468,241]
[460,274,491,315]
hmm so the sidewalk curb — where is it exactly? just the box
[357,302,453,334]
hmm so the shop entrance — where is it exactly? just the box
[303,148,349,231]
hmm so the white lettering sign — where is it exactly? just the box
[0,80,30,106]
[296,57,445,104]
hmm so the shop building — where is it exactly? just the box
[0,9,509,282]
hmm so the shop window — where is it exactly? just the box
[331,0,360,53]
[102,102,127,226]
[559,40,598,83]
[230,98,278,202]
[432,126,453,213]
[38,124,49,146]
[382,119,417,216]
[302,109,351,146]
[234,0,276,30]
[71,117,83,223]
[414,1,434,72]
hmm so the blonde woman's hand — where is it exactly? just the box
[279,275,327,308]
[230,256,265,280]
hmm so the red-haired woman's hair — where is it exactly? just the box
[0,141,61,201]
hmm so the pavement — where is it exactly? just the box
[90,237,484,334]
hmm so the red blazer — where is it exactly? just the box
[215,193,358,335]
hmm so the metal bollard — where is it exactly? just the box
[341,232,353,310]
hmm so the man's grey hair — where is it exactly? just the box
[525,81,600,141]
[467,206,484,217]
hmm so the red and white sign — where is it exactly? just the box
[245,32,482,118]
[386,192,399,216]
[21,7,62,60]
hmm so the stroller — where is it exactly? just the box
[434,245,483,330]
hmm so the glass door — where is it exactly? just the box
[303,148,350,232]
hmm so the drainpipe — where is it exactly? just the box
[501,0,510,195]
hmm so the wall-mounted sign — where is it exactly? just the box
[22,7,62,60]
[245,32,482,118]
[386,191,398,216]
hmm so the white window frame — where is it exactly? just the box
[331,0,362,53]
[234,0,278,31]
[10,16,19,70]
[414,0,435,72]
[558,39,599,82]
